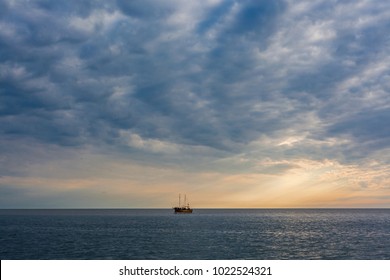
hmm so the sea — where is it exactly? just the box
[1,208,390,260]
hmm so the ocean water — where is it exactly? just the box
[0,208,389,260]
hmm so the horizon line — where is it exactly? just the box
[1,207,390,210]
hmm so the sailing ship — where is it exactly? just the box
[173,194,193,214]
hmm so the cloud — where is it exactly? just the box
[1,0,388,155]
[1,0,390,207]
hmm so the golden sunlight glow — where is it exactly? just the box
[2,152,389,208]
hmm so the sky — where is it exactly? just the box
[1,0,390,208]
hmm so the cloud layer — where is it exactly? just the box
[1,0,390,207]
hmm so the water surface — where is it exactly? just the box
[1,208,389,259]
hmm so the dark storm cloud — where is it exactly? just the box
[1,0,390,175]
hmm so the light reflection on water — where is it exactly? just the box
[1,209,389,259]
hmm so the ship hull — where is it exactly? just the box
[173,207,193,214]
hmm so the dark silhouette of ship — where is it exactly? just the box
[173,194,193,214]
